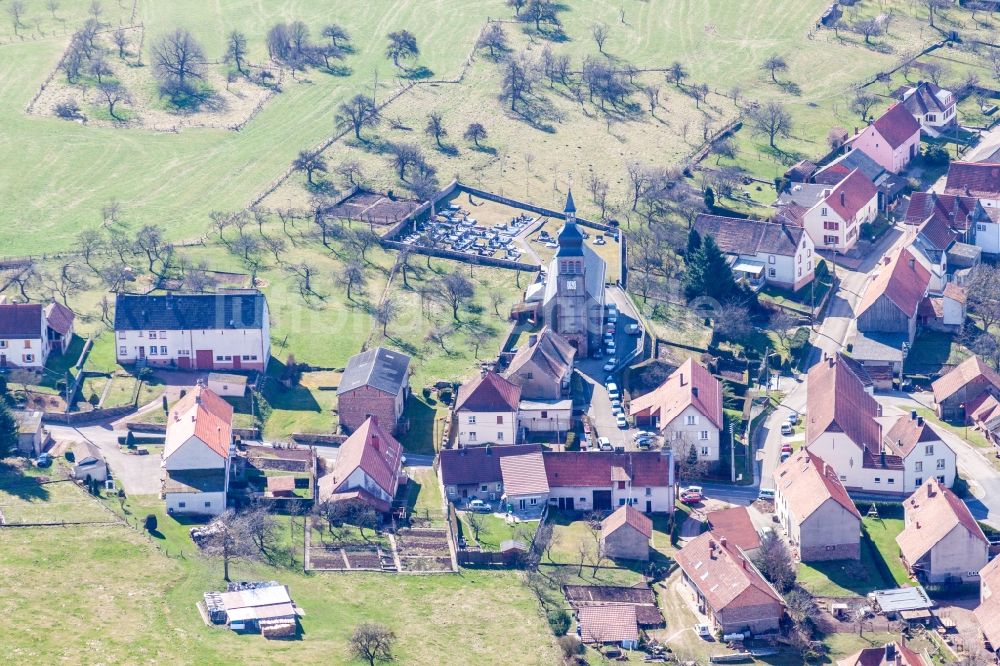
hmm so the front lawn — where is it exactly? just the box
[904,331,970,376]
[863,515,911,588]
[459,512,537,551]
[406,467,445,526]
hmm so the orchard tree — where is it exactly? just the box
[425,111,447,148]
[748,101,793,149]
[666,61,688,87]
[336,94,380,140]
[98,82,131,122]
[385,30,419,69]
[463,122,488,148]
[850,91,879,121]
[761,54,787,83]
[477,22,508,59]
[350,623,396,666]
[225,30,249,76]
[293,150,328,185]
[321,24,350,48]
[151,28,208,102]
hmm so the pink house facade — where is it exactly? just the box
[847,103,921,174]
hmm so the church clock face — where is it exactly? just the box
[566,280,577,291]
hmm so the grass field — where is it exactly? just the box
[0,459,112,525]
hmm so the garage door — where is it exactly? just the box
[195,350,213,370]
[592,490,612,511]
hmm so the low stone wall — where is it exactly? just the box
[42,405,136,425]
[291,433,347,446]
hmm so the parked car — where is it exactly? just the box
[616,414,628,429]
[780,443,793,454]
[757,488,775,501]
[603,358,617,372]
[605,340,616,353]
[636,437,652,449]
[695,624,712,639]
[680,486,703,504]
[632,430,655,442]
[626,323,641,335]
[598,436,613,452]
[606,383,620,400]
[787,411,799,425]
[35,453,52,468]
[780,420,794,436]
[780,451,791,463]
[468,499,491,513]
[610,399,622,413]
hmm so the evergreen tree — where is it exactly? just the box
[0,402,16,458]
[703,186,715,210]
[686,228,701,257]
[683,234,737,302]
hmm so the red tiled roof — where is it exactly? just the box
[917,215,957,251]
[602,504,653,539]
[43,302,75,336]
[855,247,931,319]
[165,386,234,459]
[871,102,922,149]
[825,169,878,221]
[543,451,673,488]
[706,507,762,551]
[320,416,403,499]
[455,371,521,413]
[944,162,1000,199]
[932,355,1000,404]
[439,444,541,486]
[943,282,966,305]
[883,413,946,458]
[806,354,882,452]
[776,449,862,524]
[970,393,1000,426]
[674,531,784,616]
[325,489,391,514]
[837,642,929,666]
[0,303,43,337]
[629,359,722,429]
[577,605,638,644]
[897,478,987,566]
[903,192,979,230]
[499,448,549,497]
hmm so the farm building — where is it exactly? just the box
[207,373,248,397]
[114,292,270,371]
[13,409,44,456]
[563,584,663,629]
[337,346,410,434]
[70,441,107,483]
[204,581,299,638]
[600,504,652,561]
[576,605,639,648]
[932,355,1000,422]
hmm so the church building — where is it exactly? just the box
[541,191,606,356]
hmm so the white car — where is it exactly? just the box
[616,414,628,429]
[780,420,793,436]
[610,399,622,413]
[603,358,616,372]
[695,624,712,639]
[606,383,619,400]
[597,436,613,451]
[605,340,616,353]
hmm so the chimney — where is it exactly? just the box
[877,404,883,417]
[854,126,859,135]
[827,356,834,368]
[485,444,492,456]
[917,416,924,427]
[372,435,380,451]
[719,536,727,548]
[692,387,699,398]
[680,373,685,386]
[527,334,538,347]
[908,257,915,270]
[880,450,886,467]
[883,255,892,266]
[884,643,895,662]
[916,520,921,529]
[910,410,917,421]
[709,539,717,556]
[928,482,934,498]
[840,191,846,208]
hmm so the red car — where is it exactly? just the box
[780,443,793,454]
[679,487,703,505]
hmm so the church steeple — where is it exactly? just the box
[556,189,583,258]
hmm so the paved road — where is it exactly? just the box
[47,422,163,495]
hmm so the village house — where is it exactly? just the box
[563,584,663,631]
[454,371,521,446]
[896,478,988,584]
[706,507,761,553]
[71,441,108,483]
[600,504,653,561]
[629,359,723,465]
[805,355,956,494]
[896,81,957,136]
[541,191,606,356]
[851,247,931,386]
[575,606,639,649]
[974,556,1000,653]
[675,531,785,635]
[517,397,573,437]
[944,161,1000,209]
[207,373,248,398]
[838,642,930,666]
[503,328,575,400]
[774,449,861,562]
[905,191,992,263]
[543,450,675,514]
[438,444,543,504]
[337,346,410,434]
[970,394,1000,448]
[317,415,405,514]
[778,169,879,253]
[114,292,270,371]
[498,446,549,517]
[845,102,922,174]
[163,386,234,516]
[813,147,908,212]
[0,301,75,369]
[692,214,815,291]
[932,355,1000,422]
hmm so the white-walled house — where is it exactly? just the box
[944,162,1000,209]
[800,169,879,253]
[544,450,675,514]
[846,102,922,174]
[898,82,957,137]
[115,292,270,371]
[0,301,73,370]
[630,359,723,464]
[317,415,404,513]
[454,371,521,446]
[774,449,861,562]
[518,398,572,435]
[693,214,815,291]
[163,387,233,516]
[897,478,988,584]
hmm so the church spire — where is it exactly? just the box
[564,189,576,217]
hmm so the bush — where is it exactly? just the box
[548,609,571,636]
[144,513,158,532]
[55,100,82,120]
[920,144,950,167]
[557,635,583,658]
[564,431,577,450]
[89,392,100,406]
[439,388,453,405]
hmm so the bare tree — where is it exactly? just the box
[666,61,688,87]
[476,22,507,59]
[426,323,453,352]
[151,28,208,102]
[262,235,286,264]
[46,1,60,20]
[507,0,527,16]
[385,30,418,69]
[465,511,485,543]
[225,30,249,76]
[500,52,536,112]
[293,150,328,186]
[350,623,396,666]
[98,82,131,122]
[587,173,610,220]
[770,310,797,350]
[8,2,26,36]
[337,261,366,301]
[854,19,883,45]
[925,0,950,28]
[712,136,738,164]
[761,54,788,83]
[335,94,380,140]
[241,502,278,560]
[747,101,793,149]
[425,111,447,148]
[591,23,610,54]
[463,122,488,148]
[644,84,660,116]
[112,29,129,59]
[968,264,1000,332]
[199,510,259,581]
[134,224,167,274]
[850,91,880,121]
[374,297,398,336]
[321,24,350,48]
[388,142,426,181]
[437,273,475,320]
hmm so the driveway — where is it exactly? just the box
[46,422,163,495]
